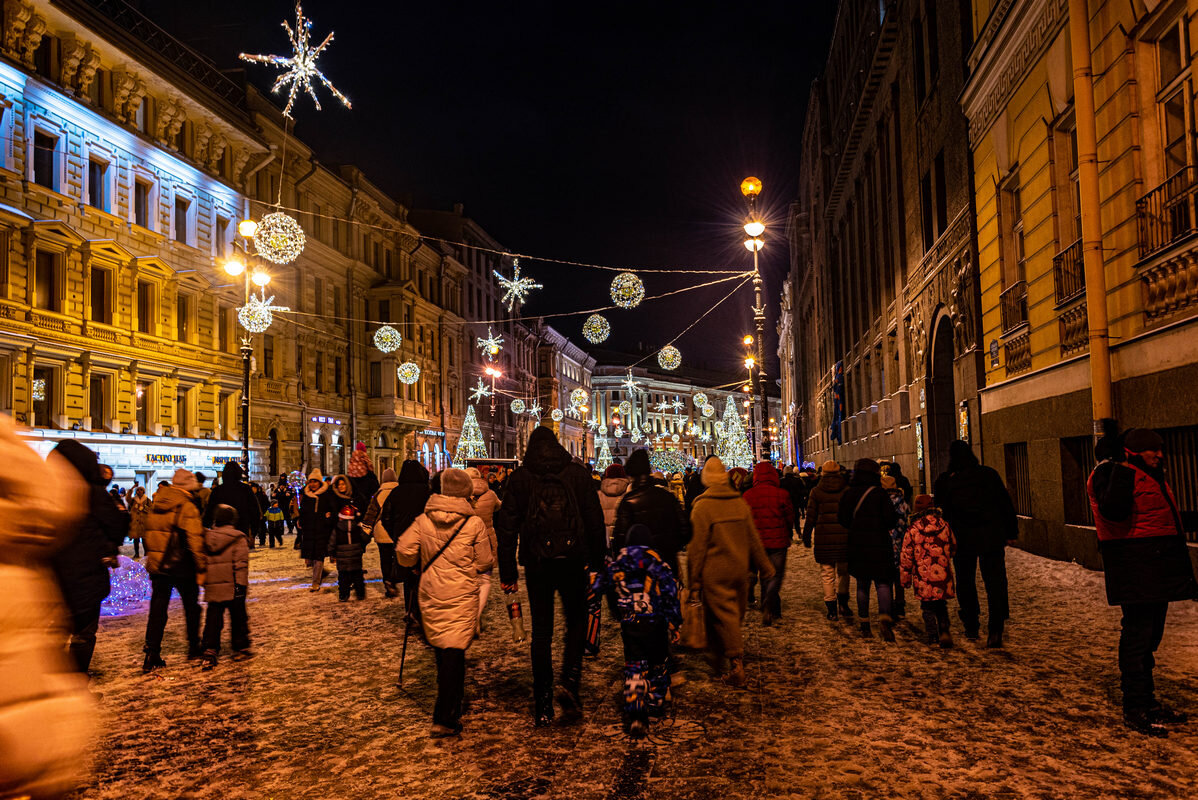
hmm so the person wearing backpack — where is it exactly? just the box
[141,469,208,673]
[495,425,606,727]
[383,459,432,619]
[361,467,400,597]
[840,458,900,641]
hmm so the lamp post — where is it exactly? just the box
[741,176,769,464]
[485,364,501,455]
[224,219,274,475]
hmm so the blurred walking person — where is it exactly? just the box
[803,460,851,620]
[466,466,501,630]
[742,461,795,625]
[382,460,432,619]
[840,458,899,641]
[361,467,400,597]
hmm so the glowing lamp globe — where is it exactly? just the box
[373,325,402,353]
[744,219,765,237]
[740,176,762,197]
[744,238,764,252]
[251,270,272,287]
[224,259,246,276]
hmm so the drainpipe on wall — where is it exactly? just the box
[1068,0,1115,434]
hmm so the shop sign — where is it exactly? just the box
[211,456,239,466]
[145,453,187,465]
[310,416,343,425]
[419,429,445,437]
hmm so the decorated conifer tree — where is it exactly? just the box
[453,405,488,467]
[716,395,754,470]
[596,438,613,473]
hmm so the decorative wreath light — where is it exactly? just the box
[702,404,716,418]
[373,325,402,353]
[714,420,725,435]
[582,313,611,344]
[510,399,526,415]
[630,427,642,443]
[252,211,306,264]
[397,362,421,384]
[693,392,708,408]
[31,378,45,401]
[618,400,632,417]
[610,271,645,309]
[570,388,589,408]
[550,408,564,422]
[238,294,275,333]
[671,434,680,443]
[599,425,608,436]
[615,426,625,438]
[657,345,681,371]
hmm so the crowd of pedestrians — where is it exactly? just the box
[3,417,1197,797]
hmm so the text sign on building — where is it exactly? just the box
[310,416,343,425]
[212,456,239,466]
[419,429,445,438]
[146,454,187,465]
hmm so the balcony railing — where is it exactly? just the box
[1052,238,1085,304]
[1059,303,1089,356]
[1136,166,1198,258]
[1005,331,1032,374]
[1000,280,1029,334]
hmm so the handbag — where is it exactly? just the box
[679,586,707,650]
[157,505,193,576]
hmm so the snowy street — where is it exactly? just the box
[75,539,1198,800]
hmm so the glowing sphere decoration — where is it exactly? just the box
[510,399,526,415]
[610,271,645,309]
[238,295,276,333]
[671,434,680,443]
[550,408,564,422]
[642,422,652,433]
[615,426,625,438]
[252,211,306,264]
[702,404,716,418]
[582,313,611,344]
[287,470,305,488]
[101,556,152,616]
[618,400,632,417]
[570,388,589,408]
[657,345,681,371]
[599,425,608,436]
[693,392,708,408]
[630,427,642,443]
[31,378,45,401]
[373,325,402,353]
[397,362,421,384]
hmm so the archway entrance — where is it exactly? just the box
[927,315,957,484]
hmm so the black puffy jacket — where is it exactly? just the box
[611,476,690,572]
[383,460,431,543]
[203,461,263,540]
[933,461,1017,555]
[839,471,899,582]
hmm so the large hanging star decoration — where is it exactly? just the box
[493,258,543,313]
[476,327,505,362]
[671,396,685,413]
[586,417,599,431]
[621,370,644,396]
[468,378,492,403]
[654,400,671,413]
[699,432,712,443]
[240,3,351,119]
[527,402,542,420]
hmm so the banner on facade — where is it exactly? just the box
[830,361,845,444]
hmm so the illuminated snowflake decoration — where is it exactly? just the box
[238,293,289,333]
[586,417,599,431]
[687,422,699,437]
[599,425,608,436]
[621,371,644,396]
[618,400,632,417]
[527,402,542,420]
[570,388,590,409]
[657,345,681,371]
[582,314,611,344]
[699,432,712,443]
[252,211,306,264]
[550,408,564,422]
[493,258,543,312]
[31,378,45,401]
[610,271,645,309]
[641,422,652,433]
[239,3,351,119]
[397,362,421,384]
[373,325,402,353]
[510,399,526,415]
[693,392,708,408]
[469,378,492,403]
[671,434,680,443]
[566,405,581,419]
[671,396,685,413]
[702,404,716,418]
[654,400,671,413]
[614,426,625,438]
[476,327,504,362]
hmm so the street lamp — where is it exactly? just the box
[740,176,769,462]
[484,365,502,454]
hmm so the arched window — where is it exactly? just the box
[320,434,330,475]
[422,441,430,469]
[268,429,279,476]
[434,442,442,471]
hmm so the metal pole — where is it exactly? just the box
[1068,0,1114,433]
[752,246,769,462]
[240,337,252,474]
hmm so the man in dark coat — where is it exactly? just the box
[743,461,795,625]
[49,441,129,673]
[839,458,900,640]
[611,449,690,576]
[383,459,431,617]
[779,466,809,528]
[203,461,264,548]
[1088,427,1198,736]
[933,440,1018,647]
[803,461,851,619]
[495,425,605,727]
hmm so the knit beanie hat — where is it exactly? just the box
[701,457,729,488]
[1124,428,1164,454]
[440,467,473,498]
[347,443,372,478]
[912,494,935,515]
[821,460,839,475]
[626,449,651,478]
[308,468,324,483]
[854,458,880,475]
[603,463,626,480]
[381,467,397,483]
[213,504,238,526]
[172,468,199,491]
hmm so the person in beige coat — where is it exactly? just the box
[0,414,94,800]
[465,467,501,630]
[687,457,774,688]
[397,468,493,737]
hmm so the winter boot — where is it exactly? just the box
[1149,704,1189,725]
[555,670,583,724]
[761,609,775,627]
[837,593,854,619]
[1124,709,1169,737]
[936,609,954,648]
[383,581,399,598]
[724,658,747,688]
[922,610,940,645]
[200,654,217,672]
[825,601,838,620]
[859,621,872,638]
[534,690,554,728]
[142,652,166,674]
[878,615,896,643]
[628,719,648,740]
[985,621,1004,649]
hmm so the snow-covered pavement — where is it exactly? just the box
[73,539,1198,799]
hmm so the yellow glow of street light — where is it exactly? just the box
[744,356,756,369]
[740,176,762,197]
[485,366,501,377]
[743,400,751,408]
[742,384,752,392]
[224,259,246,276]
[744,237,764,252]
[251,270,271,287]
[744,219,765,237]
[237,219,259,238]
[743,334,754,346]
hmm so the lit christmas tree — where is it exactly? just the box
[716,396,753,470]
[596,438,613,473]
[453,405,488,467]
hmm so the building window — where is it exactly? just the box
[920,170,934,252]
[90,267,111,324]
[176,293,192,342]
[89,374,108,431]
[314,277,324,314]
[334,287,343,318]
[176,387,189,436]
[32,366,55,428]
[999,171,1026,287]
[134,179,154,229]
[378,299,390,323]
[933,150,948,234]
[925,0,940,83]
[911,18,927,101]
[1160,424,1198,542]
[216,216,231,259]
[263,334,275,379]
[135,381,149,433]
[218,304,229,352]
[174,196,191,244]
[32,130,57,190]
[1060,436,1096,526]
[369,361,382,397]
[137,280,155,335]
[87,157,109,211]
[334,356,343,394]
[34,250,59,312]
[315,352,324,391]
[1004,441,1032,517]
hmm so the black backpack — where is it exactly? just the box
[524,471,584,561]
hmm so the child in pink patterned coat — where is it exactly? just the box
[900,494,957,648]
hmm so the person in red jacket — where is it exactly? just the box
[742,461,795,626]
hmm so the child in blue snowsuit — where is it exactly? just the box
[590,524,681,739]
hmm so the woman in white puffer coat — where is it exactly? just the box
[597,463,630,547]
[397,468,492,737]
[465,467,501,631]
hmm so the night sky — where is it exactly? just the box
[140,0,838,378]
